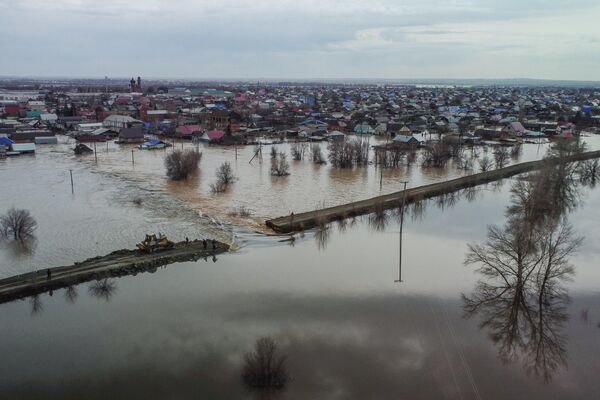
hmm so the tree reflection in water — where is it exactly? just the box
[29,294,43,315]
[1,237,37,260]
[88,278,117,302]
[314,224,331,251]
[367,203,388,233]
[64,285,78,304]
[463,159,588,382]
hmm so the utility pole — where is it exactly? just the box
[69,169,74,193]
[380,134,390,191]
[395,181,408,283]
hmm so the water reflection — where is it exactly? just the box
[0,238,37,259]
[314,224,331,251]
[64,285,78,303]
[367,204,388,232]
[29,294,43,315]
[88,278,118,302]
[463,161,587,381]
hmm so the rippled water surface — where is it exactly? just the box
[0,136,599,399]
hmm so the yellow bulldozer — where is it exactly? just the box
[136,233,174,253]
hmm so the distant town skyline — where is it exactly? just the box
[1,0,599,80]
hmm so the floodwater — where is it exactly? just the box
[0,136,600,399]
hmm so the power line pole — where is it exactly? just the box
[395,181,408,283]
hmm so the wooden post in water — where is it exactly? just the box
[131,149,135,164]
[94,142,97,163]
[69,169,74,193]
[106,140,109,152]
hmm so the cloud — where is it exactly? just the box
[0,0,598,79]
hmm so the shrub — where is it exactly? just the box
[229,206,252,217]
[165,149,202,180]
[211,162,236,193]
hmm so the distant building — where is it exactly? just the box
[27,101,45,113]
[103,114,142,131]
[130,76,142,93]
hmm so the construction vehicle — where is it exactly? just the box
[136,233,174,253]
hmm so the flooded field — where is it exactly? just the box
[1,136,600,398]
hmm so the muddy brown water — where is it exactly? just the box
[0,136,600,399]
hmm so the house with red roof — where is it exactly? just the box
[197,129,225,143]
[176,125,203,138]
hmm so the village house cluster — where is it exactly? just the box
[1,77,599,156]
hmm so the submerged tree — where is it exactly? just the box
[242,336,289,388]
[290,142,308,161]
[310,143,327,165]
[494,146,510,169]
[271,152,291,176]
[164,149,202,180]
[0,207,37,241]
[327,139,369,168]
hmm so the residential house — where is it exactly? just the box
[118,126,145,143]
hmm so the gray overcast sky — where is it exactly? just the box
[1,0,599,80]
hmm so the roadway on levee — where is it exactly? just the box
[266,150,600,233]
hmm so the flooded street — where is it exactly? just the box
[1,138,600,398]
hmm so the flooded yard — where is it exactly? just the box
[1,137,600,398]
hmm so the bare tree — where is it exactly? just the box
[422,141,452,168]
[494,146,510,169]
[327,139,369,168]
[290,142,308,160]
[242,336,289,388]
[0,207,37,240]
[479,155,493,172]
[165,149,202,180]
